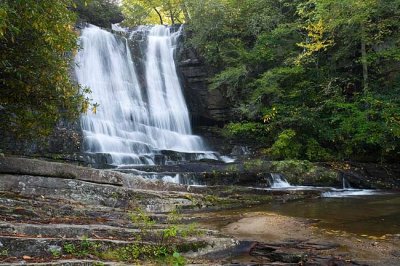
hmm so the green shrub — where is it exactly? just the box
[305,138,333,161]
[223,122,268,144]
[268,129,301,159]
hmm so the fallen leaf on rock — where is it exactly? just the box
[23,255,32,260]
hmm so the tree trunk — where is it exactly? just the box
[169,9,175,25]
[361,26,368,91]
[154,8,163,25]
[181,1,190,23]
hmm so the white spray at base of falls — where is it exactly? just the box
[76,24,218,166]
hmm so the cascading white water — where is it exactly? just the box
[75,24,213,166]
[270,173,292,188]
[342,176,352,189]
[142,25,205,152]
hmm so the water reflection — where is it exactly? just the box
[263,194,400,236]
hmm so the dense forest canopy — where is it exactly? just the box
[0,0,399,162]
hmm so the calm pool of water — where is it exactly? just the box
[262,193,400,236]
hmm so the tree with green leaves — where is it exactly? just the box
[121,0,187,26]
[187,0,400,162]
[72,0,123,28]
[0,0,91,139]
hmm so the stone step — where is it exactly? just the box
[0,157,124,186]
[0,259,125,266]
[0,196,132,229]
[0,156,187,192]
[0,222,138,241]
[0,222,210,241]
[0,174,196,212]
[117,161,231,173]
[84,150,227,169]
[0,234,226,263]
[0,236,132,258]
[0,191,205,231]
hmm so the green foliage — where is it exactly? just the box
[121,0,187,26]
[63,243,76,254]
[0,248,8,257]
[123,207,201,263]
[271,160,314,175]
[73,0,123,28]
[100,243,172,262]
[305,138,332,161]
[61,233,186,264]
[129,207,156,232]
[251,66,306,107]
[322,92,400,160]
[63,237,100,257]
[170,251,186,266]
[179,222,202,238]
[223,122,268,144]
[50,248,61,258]
[0,0,92,140]
[271,160,339,186]
[163,225,178,239]
[268,129,301,160]
[187,0,400,162]
[209,65,248,101]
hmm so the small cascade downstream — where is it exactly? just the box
[342,176,352,189]
[264,173,383,198]
[270,173,292,188]
[321,177,379,198]
[75,24,220,167]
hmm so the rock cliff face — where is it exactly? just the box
[175,36,230,126]
[0,119,82,161]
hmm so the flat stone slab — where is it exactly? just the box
[0,157,187,192]
[0,260,123,266]
[0,236,132,257]
[0,157,124,186]
[0,174,194,211]
[0,222,139,240]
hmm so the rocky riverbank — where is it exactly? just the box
[0,156,399,265]
[0,156,311,265]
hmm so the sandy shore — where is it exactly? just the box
[221,211,400,265]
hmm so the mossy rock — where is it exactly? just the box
[270,160,340,187]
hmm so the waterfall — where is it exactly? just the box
[142,25,203,150]
[75,24,213,166]
[270,173,291,188]
[342,176,352,189]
